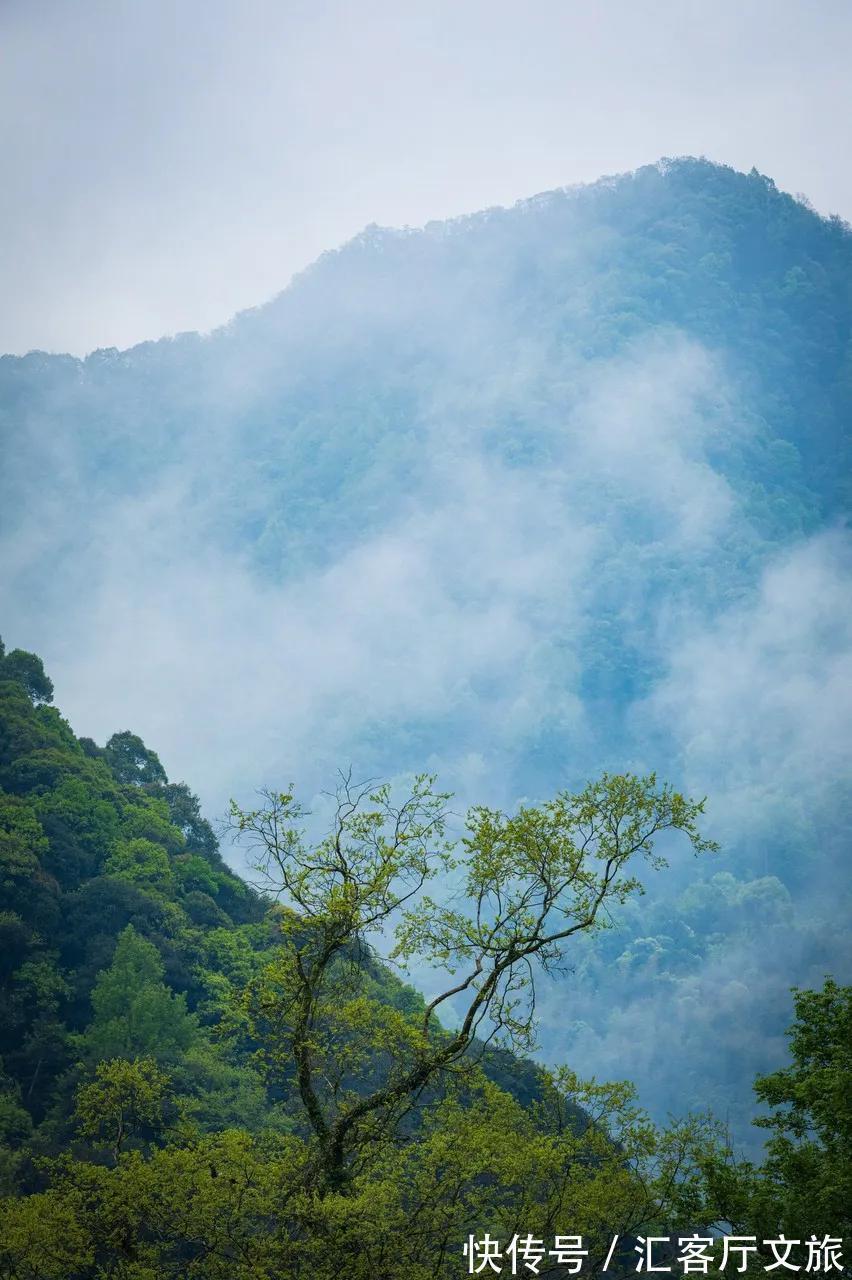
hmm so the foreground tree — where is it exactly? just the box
[754,978,851,1236]
[229,771,716,1190]
[700,978,852,1248]
[0,1068,724,1280]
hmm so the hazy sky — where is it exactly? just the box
[2,0,851,355]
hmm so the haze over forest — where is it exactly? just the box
[2,156,851,1145]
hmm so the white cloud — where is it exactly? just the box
[645,527,852,818]
[0,333,740,825]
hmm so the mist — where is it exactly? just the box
[2,158,850,1149]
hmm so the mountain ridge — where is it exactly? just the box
[1,151,850,1144]
[6,156,849,364]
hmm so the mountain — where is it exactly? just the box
[0,641,556,1156]
[1,640,850,1277]
[1,157,851,1143]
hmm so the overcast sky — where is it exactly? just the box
[2,0,851,356]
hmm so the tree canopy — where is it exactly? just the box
[0,643,845,1277]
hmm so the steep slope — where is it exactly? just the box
[0,640,556,1186]
[1,157,850,1140]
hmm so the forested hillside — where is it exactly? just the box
[0,637,269,1146]
[1,639,849,1278]
[0,636,584,1179]
[1,156,851,1140]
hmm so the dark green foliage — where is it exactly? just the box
[0,644,845,1274]
[0,157,849,1258]
[158,781,219,858]
[0,648,53,705]
[751,980,852,1236]
[1,168,849,1140]
[103,731,167,787]
[0,643,567,1188]
[696,980,852,1251]
[0,645,271,1143]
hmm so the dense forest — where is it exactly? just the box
[0,639,849,1277]
[2,158,850,1136]
[1,157,851,1270]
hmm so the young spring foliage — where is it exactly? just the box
[229,771,716,1187]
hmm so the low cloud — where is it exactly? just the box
[3,321,847,1142]
[644,527,852,840]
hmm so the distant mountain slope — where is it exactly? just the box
[3,159,850,567]
[1,158,850,1142]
